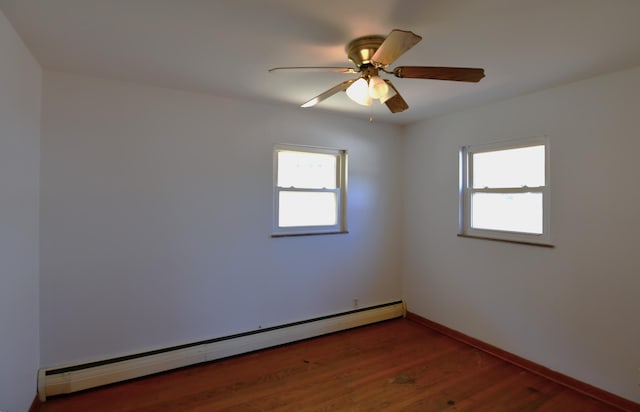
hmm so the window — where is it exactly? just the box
[273,144,347,236]
[459,137,551,246]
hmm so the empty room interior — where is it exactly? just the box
[1,1,640,410]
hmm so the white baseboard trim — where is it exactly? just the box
[38,301,405,401]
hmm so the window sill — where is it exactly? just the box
[457,233,554,248]
[271,230,349,238]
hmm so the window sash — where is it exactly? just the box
[276,150,339,190]
[470,190,544,234]
[470,145,545,189]
[276,188,341,229]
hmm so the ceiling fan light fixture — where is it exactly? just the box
[346,77,372,106]
[368,75,389,100]
[378,83,397,103]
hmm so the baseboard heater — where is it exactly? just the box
[38,300,405,401]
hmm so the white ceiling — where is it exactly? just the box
[2,0,640,125]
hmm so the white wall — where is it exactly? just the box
[0,10,41,412]
[403,66,640,402]
[40,71,403,367]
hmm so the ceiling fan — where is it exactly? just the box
[269,29,485,113]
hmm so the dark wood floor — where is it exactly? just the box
[35,318,621,411]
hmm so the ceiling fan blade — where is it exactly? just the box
[371,29,422,67]
[301,79,357,108]
[394,66,485,82]
[269,66,359,74]
[383,81,409,113]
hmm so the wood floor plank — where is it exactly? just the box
[34,319,625,411]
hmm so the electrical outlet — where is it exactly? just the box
[353,298,359,308]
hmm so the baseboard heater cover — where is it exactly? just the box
[38,300,405,401]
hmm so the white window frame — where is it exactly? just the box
[459,136,552,246]
[272,144,348,237]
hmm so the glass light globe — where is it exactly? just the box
[346,78,372,106]
[368,75,389,99]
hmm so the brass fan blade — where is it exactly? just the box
[269,66,359,74]
[394,66,485,82]
[371,29,422,67]
[383,81,409,113]
[301,79,357,108]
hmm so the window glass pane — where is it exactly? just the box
[278,192,337,227]
[277,151,337,189]
[472,145,545,189]
[471,192,543,234]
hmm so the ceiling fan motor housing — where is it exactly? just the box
[346,35,385,68]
